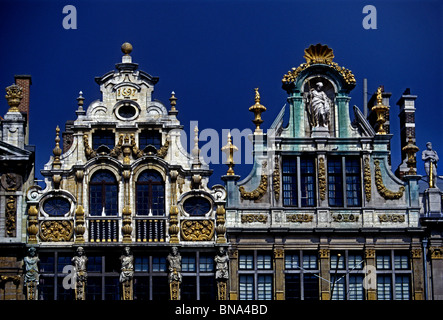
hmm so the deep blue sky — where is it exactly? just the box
[0,0,442,187]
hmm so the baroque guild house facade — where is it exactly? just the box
[0,43,443,301]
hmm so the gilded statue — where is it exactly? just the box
[422,142,439,187]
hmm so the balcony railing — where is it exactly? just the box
[88,219,119,242]
[135,218,166,242]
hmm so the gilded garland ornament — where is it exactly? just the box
[318,157,326,201]
[374,160,405,200]
[272,157,280,201]
[363,157,372,202]
[239,162,268,200]
[241,214,268,223]
[286,213,313,223]
[378,214,405,223]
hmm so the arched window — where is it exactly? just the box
[89,170,118,216]
[136,170,165,216]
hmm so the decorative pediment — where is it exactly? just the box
[0,141,33,160]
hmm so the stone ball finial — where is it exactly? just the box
[121,42,133,55]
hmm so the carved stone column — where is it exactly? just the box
[122,169,132,243]
[274,248,285,300]
[228,249,238,300]
[318,248,330,300]
[429,246,443,299]
[169,171,179,244]
[364,248,377,300]
[27,205,38,244]
[411,247,424,300]
[215,204,227,244]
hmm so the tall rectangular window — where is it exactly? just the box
[238,251,274,301]
[257,275,273,300]
[284,251,319,301]
[395,276,410,300]
[345,158,362,206]
[328,158,343,206]
[239,275,254,300]
[300,158,316,206]
[377,276,392,300]
[330,251,366,300]
[282,158,297,206]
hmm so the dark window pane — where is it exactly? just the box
[134,277,150,300]
[38,276,54,300]
[136,170,165,216]
[39,254,55,273]
[57,277,73,301]
[283,158,297,206]
[304,274,319,300]
[87,256,102,273]
[200,276,216,300]
[139,131,162,150]
[152,276,168,300]
[345,158,361,207]
[86,277,102,301]
[328,158,343,206]
[285,274,301,300]
[182,276,197,300]
[300,158,316,207]
[92,131,115,150]
[89,171,118,216]
[104,277,120,300]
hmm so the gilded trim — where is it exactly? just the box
[374,160,405,200]
[239,162,268,200]
[318,157,326,201]
[364,157,372,202]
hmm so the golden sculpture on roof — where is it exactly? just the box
[282,44,356,86]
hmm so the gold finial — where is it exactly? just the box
[121,42,133,55]
[402,135,419,175]
[376,86,383,105]
[5,84,23,112]
[52,126,62,169]
[221,132,238,176]
[372,85,389,135]
[249,88,266,134]
[169,91,177,112]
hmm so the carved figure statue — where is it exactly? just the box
[167,246,182,283]
[119,246,134,283]
[214,247,229,281]
[24,247,39,285]
[422,142,439,187]
[306,81,331,129]
[72,247,88,300]
[23,247,39,300]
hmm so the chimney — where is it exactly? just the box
[14,75,32,144]
[395,88,417,179]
